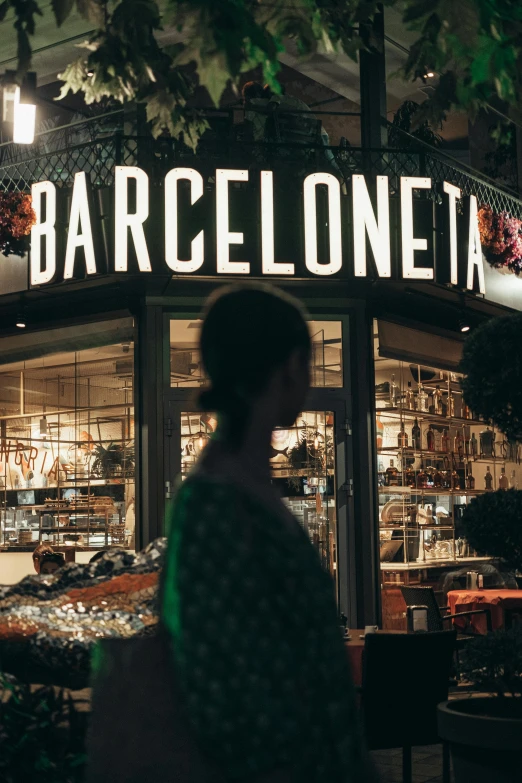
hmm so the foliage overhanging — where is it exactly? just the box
[461,488,522,572]
[2,0,522,146]
[460,312,522,441]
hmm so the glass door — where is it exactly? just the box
[164,399,350,609]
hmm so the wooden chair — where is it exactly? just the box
[400,585,492,635]
[360,630,456,783]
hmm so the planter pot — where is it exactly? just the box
[438,698,522,783]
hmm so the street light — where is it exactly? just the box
[1,72,37,144]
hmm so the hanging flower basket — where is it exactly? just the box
[478,204,522,276]
[0,192,36,257]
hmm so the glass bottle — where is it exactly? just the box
[433,466,443,488]
[405,381,415,410]
[386,459,399,487]
[433,385,443,416]
[466,461,475,490]
[447,391,455,418]
[485,466,493,491]
[499,465,509,490]
[451,467,460,491]
[470,432,478,458]
[377,459,385,487]
[398,423,408,448]
[454,430,464,457]
[404,465,416,488]
[416,384,429,413]
[462,402,471,420]
[426,425,435,451]
[412,418,421,450]
[510,470,517,489]
[441,428,450,453]
[389,374,398,408]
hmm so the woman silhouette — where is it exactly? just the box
[162,284,373,782]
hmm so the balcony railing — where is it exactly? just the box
[0,109,520,219]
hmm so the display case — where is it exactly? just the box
[0,327,135,560]
[374,329,518,582]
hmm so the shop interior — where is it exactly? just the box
[374,320,518,626]
[0,319,135,583]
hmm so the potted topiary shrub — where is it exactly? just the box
[460,488,522,575]
[438,626,522,783]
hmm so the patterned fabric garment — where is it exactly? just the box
[162,476,369,782]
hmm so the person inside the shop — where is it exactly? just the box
[32,543,55,574]
[161,283,375,783]
[38,551,65,575]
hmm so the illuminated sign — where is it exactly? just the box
[30,166,486,295]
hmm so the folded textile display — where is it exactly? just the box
[0,539,166,687]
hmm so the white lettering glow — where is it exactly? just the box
[165,167,204,273]
[303,172,342,276]
[352,175,390,277]
[64,172,96,279]
[467,195,486,294]
[261,171,294,275]
[443,181,461,285]
[114,166,151,272]
[30,181,56,286]
[401,176,433,280]
[216,168,249,274]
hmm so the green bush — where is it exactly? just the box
[462,488,522,572]
[460,312,522,441]
[459,626,522,700]
[0,673,87,783]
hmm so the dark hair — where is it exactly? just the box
[242,81,265,102]
[33,543,54,561]
[39,552,65,570]
[197,284,311,441]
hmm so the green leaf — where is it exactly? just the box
[0,1,9,22]
[51,0,74,26]
[76,0,104,25]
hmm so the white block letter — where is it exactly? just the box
[352,175,390,277]
[216,168,249,274]
[261,171,294,275]
[165,167,204,273]
[64,172,96,279]
[114,166,151,272]
[401,176,433,280]
[304,172,342,276]
[443,181,461,285]
[30,181,56,286]
[467,195,486,294]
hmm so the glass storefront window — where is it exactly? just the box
[170,318,342,388]
[0,326,135,558]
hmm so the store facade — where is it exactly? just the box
[1,139,522,628]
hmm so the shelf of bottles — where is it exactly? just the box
[375,354,518,571]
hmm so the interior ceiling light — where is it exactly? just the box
[15,314,26,328]
[426,71,435,78]
[459,317,470,333]
[2,72,37,144]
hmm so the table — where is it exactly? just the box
[447,589,522,634]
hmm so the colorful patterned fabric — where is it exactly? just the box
[0,541,165,687]
[162,476,368,782]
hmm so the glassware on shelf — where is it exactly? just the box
[416,461,428,489]
[404,465,416,488]
[499,465,509,490]
[389,374,398,407]
[454,430,464,458]
[416,384,429,413]
[405,382,415,410]
[433,385,443,416]
[442,429,450,453]
[466,462,475,490]
[385,459,399,486]
[412,418,421,450]
[433,466,443,488]
[510,470,517,489]
[469,432,478,458]
[485,466,493,491]
[398,423,408,448]
[462,403,471,420]
[426,425,435,451]
[447,391,455,418]
[480,427,495,458]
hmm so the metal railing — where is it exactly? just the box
[0,109,520,219]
